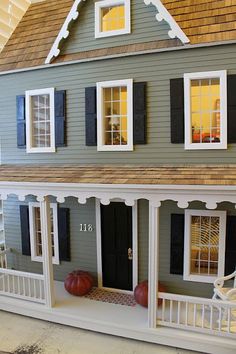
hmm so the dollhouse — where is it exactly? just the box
[0,0,236,353]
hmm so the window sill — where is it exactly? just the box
[97,145,133,152]
[95,28,130,39]
[26,147,56,154]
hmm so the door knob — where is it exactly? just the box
[128,248,133,260]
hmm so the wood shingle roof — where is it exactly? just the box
[1,165,236,186]
[0,0,235,72]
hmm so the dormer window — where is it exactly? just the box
[95,0,131,38]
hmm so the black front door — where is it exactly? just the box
[101,202,133,291]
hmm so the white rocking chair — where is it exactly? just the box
[213,270,236,301]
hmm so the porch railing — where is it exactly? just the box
[157,292,236,338]
[0,268,45,304]
[0,248,10,268]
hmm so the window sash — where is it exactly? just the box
[97,79,133,151]
[95,0,131,38]
[26,88,55,153]
[184,209,226,283]
[29,202,59,265]
[184,70,227,150]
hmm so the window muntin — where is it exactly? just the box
[101,5,125,32]
[31,94,51,148]
[97,79,133,151]
[95,0,130,38]
[104,86,128,146]
[184,71,227,150]
[26,88,55,153]
[184,210,226,283]
[29,203,59,265]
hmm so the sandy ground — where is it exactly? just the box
[0,311,206,354]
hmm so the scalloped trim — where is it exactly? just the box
[45,0,189,65]
[144,0,189,43]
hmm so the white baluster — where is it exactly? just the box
[170,300,173,323]
[209,305,213,330]
[193,303,197,327]
[161,299,165,322]
[185,302,188,326]
[177,301,181,325]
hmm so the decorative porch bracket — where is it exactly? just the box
[40,196,55,308]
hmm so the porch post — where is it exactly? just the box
[148,202,160,328]
[40,196,55,307]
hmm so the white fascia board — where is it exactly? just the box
[45,0,189,64]
[144,0,189,44]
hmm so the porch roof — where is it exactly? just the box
[0,164,236,186]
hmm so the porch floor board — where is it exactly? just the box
[54,281,148,328]
[0,281,236,354]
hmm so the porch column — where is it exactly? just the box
[40,196,55,307]
[148,202,160,328]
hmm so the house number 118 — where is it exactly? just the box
[80,224,93,232]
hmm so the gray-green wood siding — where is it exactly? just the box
[4,196,235,298]
[60,0,171,55]
[4,198,148,283]
[1,44,236,164]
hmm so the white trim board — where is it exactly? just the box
[95,199,138,292]
[45,0,189,64]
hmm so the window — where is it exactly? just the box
[29,202,59,265]
[184,210,226,283]
[95,0,130,38]
[184,70,227,150]
[97,79,133,151]
[26,88,55,153]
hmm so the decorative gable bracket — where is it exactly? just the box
[45,0,84,64]
[144,0,190,44]
[45,0,189,65]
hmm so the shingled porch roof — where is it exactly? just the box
[0,0,235,72]
[0,164,236,186]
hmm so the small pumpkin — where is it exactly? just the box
[64,270,94,296]
[134,280,166,307]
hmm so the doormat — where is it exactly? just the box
[84,287,137,307]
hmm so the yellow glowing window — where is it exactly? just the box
[95,0,130,38]
[101,5,125,32]
[184,71,227,150]
[184,210,226,283]
[103,86,128,146]
[190,78,220,144]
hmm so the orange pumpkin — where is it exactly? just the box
[134,280,166,307]
[64,270,93,296]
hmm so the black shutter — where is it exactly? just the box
[58,208,70,262]
[170,78,184,144]
[16,95,26,148]
[85,87,97,146]
[227,75,236,144]
[133,82,147,144]
[20,205,31,256]
[55,90,66,147]
[225,215,236,275]
[170,214,184,275]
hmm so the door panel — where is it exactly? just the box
[101,202,133,291]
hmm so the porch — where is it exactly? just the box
[0,164,236,354]
[0,275,235,354]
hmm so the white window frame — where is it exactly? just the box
[95,0,131,38]
[184,70,227,150]
[26,87,55,153]
[29,202,59,265]
[97,78,133,151]
[184,209,226,284]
